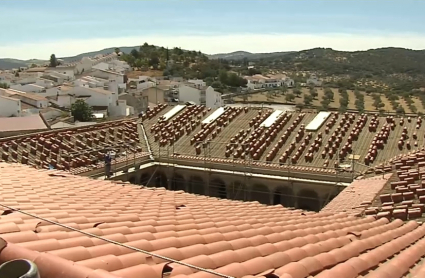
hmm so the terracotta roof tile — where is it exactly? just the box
[321,174,392,215]
[1,162,425,278]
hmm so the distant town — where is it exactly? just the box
[0,46,317,138]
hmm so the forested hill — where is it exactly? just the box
[233,47,425,90]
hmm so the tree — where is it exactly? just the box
[281,85,288,95]
[293,88,302,98]
[242,93,249,103]
[0,82,9,89]
[295,103,304,111]
[303,94,313,106]
[396,106,405,115]
[30,63,37,68]
[267,91,274,102]
[114,48,120,54]
[130,49,139,59]
[309,88,318,99]
[324,87,334,101]
[321,98,331,110]
[211,81,222,89]
[285,93,295,103]
[219,70,228,84]
[149,56,160,69]
[71,99,93,122]
[49,54,58,67]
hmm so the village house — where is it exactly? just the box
[245,74,295,90]
[307,73,323,87]
[0,95,21,117]
[178,84,223,108]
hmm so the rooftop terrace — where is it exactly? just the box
[141,106,425,178]
[1,105,425,180]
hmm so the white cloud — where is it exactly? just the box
[2,33,425,60]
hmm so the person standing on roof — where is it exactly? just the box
[104,152,112,178]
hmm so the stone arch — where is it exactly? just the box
[273,186,295,208]
[322,192,339,207]
[228,181,247,201]
[188,176,205,195]
[171,174,186,191]
[250,184,270,205]
[209,178,227,199]
[152,171,168,188]
[128,176,136,184]
[140,173,150,186]
[297,189,320,212]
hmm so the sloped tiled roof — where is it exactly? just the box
[0,114,48,133]
[1,162,425,278]
[321,174,392,215]
[365,151,425,222]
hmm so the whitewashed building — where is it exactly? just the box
[0,89,48,109]
[187,79,206,89]
[307,74,323,87]
[91,69,125,85]
[47,85,131,117]
[0,95,21,117]
[245,74,295,90]
[46,67,75,81]
[179,84,223,108]
[10,84,46,94]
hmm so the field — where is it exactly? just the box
[234,88,423,114]
[127,70,163,79]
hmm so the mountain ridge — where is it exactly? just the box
[0,45,424,72]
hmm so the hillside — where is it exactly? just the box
[60,46,139,63]
[2,45,424,91]
[0,58,48,70]
[244,47,425,91]
[208,51,294,60]
[0,46,141,69]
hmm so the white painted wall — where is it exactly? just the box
[92,69,125,84]
[35,79,54,88]
[92,62,110,71]
[10,84,46,93]
[68,87,112,107]
[188,79,206,88]
[205,86,223,109]
[178,85,201,105]
[21,96,48,108]
[0,96,21,117]
[49,94,75,108]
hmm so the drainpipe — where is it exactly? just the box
[0,259,40,278]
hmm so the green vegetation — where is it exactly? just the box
[285,93,295,102]
[339,88,349,112]
[309,87,318,99]
[303,94,313,106]
[387,93,399,111]
[71,99,93,122]
[354,89,365,113]
[372,94,384,110]
[0,82,9,89]
[120,43,246,90]
[323,87,334,102]
[49,54,58,68]
[229,47,425,91]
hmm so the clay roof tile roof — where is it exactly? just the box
[0,163,424,278]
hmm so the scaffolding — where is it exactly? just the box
[61,141,138,180]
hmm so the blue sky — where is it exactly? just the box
[1,0,425,59]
